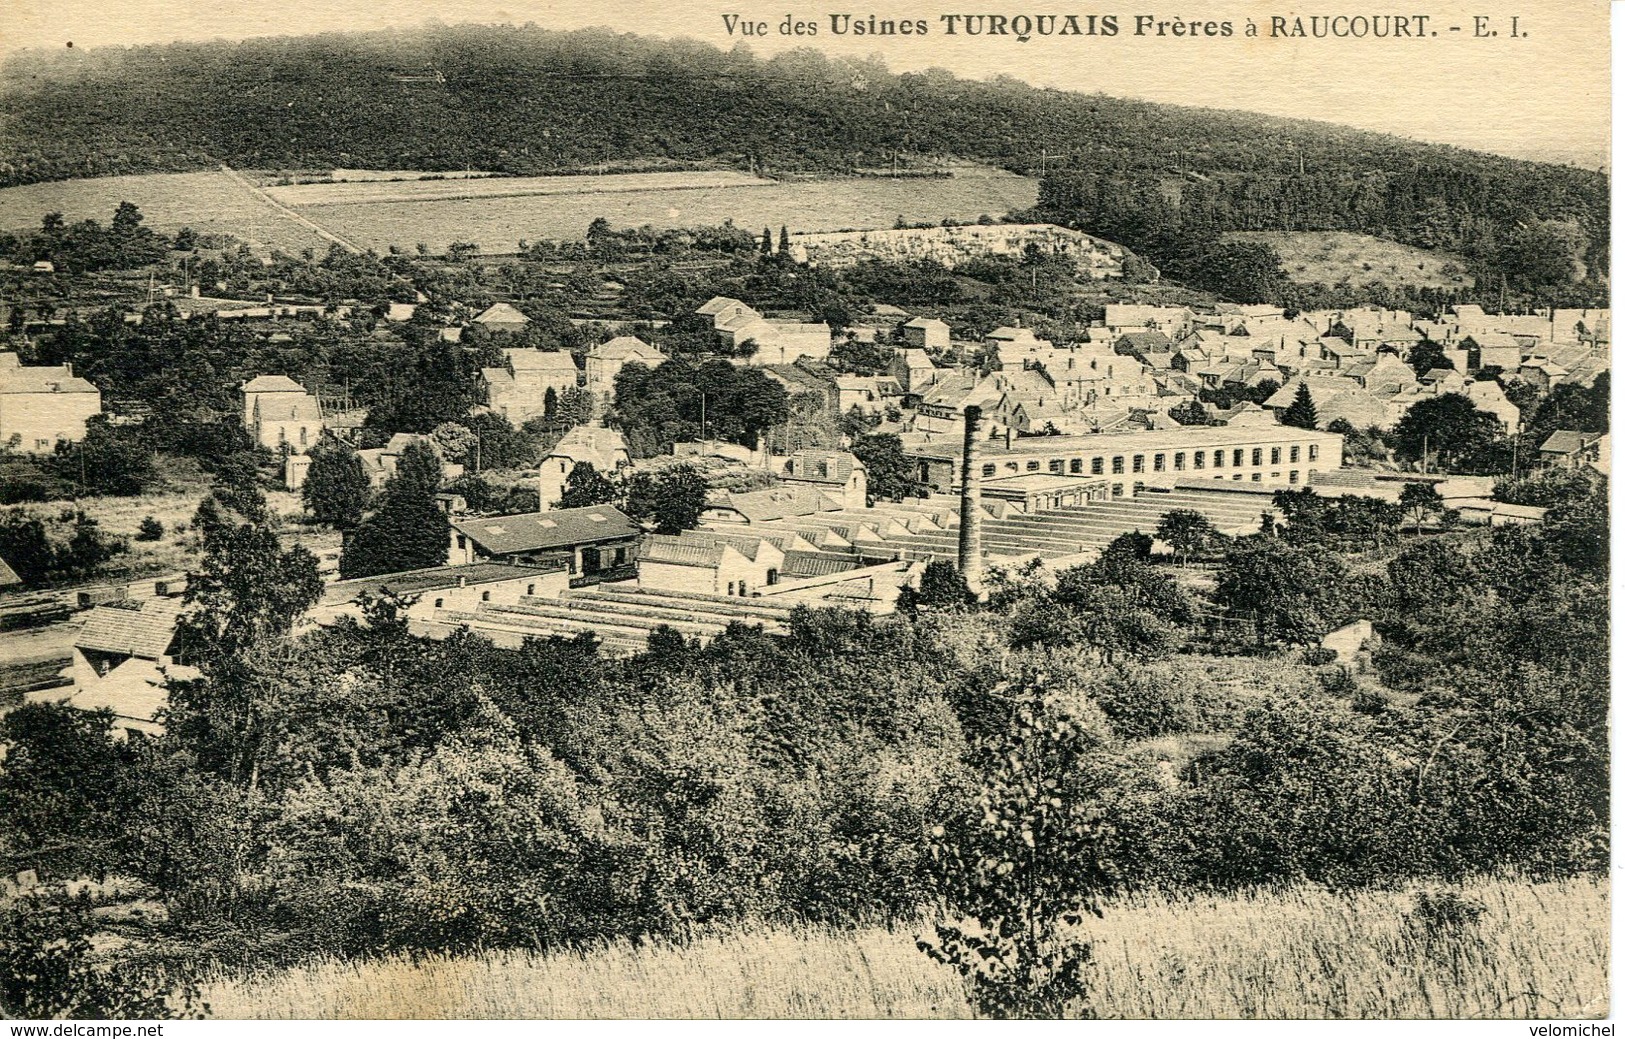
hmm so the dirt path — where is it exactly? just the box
[219,165,363,254]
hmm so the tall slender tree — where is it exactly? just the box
[1280,382,1319,430]
[340,441,451,578]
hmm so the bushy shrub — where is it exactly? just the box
[0,894,204,1019]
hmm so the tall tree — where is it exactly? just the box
[852,432,923,502]
[1398,482,1444,535]
[555,387,595,427]
[340,441,452,578]
[922,679,1109,1018]
[555,461,620,509]
[624,464,709,534]
[1212,537,1354,648]
[1392,394,1502,470]
[302,438,371,530]
[1168,400,1209,426]
[179,507,323,665]
[1156,508,1217,565]
[1280,382,1319,430]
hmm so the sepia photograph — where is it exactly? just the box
[0,0,1611,1025]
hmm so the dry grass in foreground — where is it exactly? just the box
[204,874,1608,1020]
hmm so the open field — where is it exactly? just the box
[0,171,329,254]
[266,170,774,207]
[204,874,1607,1020]
[1227,230,1474,290]
[283,167,1041,254]
[0,167,1039,257]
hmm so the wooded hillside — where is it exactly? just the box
[0,25,1607,303]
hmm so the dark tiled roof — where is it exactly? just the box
[782,551,861,578]
[454,506,639,556]
[76,599,183,659]
[640,535,726,568]
[320,562,559,606]
[1540,430,1599,456]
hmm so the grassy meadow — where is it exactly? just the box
[203,874,1608,1020]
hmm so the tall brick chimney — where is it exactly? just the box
[957,405,984,591]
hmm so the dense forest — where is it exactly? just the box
[0,25,1606,306]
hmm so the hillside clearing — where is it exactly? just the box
[265,170,774,207]
[288,167,1040,254]
[0,171,329,254]
[1228,230,1473,290]
[204,874,1608,1020]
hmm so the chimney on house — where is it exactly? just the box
[957,405,984,592]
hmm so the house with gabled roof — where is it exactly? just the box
[0,353,102,454]
[985,325,1052,354]
[1418,368,1466,393]
[482,348,579,425]
[25,597,198,738]
[1460,332,1522,373]
[242,375,324,485]
[1103,304,1194,338]
[1113,330,1174,364]
[891,347,940,395]
[1517,358,1570,394]
[1463,379,1519,432]
[585,336,667,415]
[356,433,463,490]
[901,316,951,350]
[775,449,868,509]
[1346,353,1417,396]
[701,485,843,525]
[1538,430,1607,471]
[698,298,831,367]
[538,425,632,509]
[473,302,530,333]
